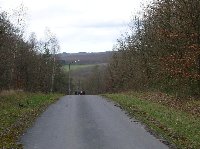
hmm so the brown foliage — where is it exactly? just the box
[105,0,200,97]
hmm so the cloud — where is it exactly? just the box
[0,0,152,53]
[72,21,126,28]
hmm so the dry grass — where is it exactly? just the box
[124,91,200,117]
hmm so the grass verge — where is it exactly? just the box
[0,91,63,148]
[103,93,200,149]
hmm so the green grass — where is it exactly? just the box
[103,93,200,149]
[62,64,96,72]
[0,91,63,148]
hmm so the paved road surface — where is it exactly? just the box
[21,95,168,149]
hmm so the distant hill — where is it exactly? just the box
[56,51,113,64]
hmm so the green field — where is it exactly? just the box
[0,91,63,148]
[103,93,200,149]
[62,64,96,72]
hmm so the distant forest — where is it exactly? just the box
[57,52,113,64]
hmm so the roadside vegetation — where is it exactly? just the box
[82,0,200,97]
[0,6,66,148]
[98,1,200,147]
[0,90,62,148]
[104,92,200,149]
[101,0,200,97]
[0,7,68,94]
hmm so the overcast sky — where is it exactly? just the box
[0,0,151,53]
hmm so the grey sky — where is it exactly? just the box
[0,0,151,53]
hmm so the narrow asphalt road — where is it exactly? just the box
[21,95,168,149]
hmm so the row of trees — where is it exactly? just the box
[104,0,200,97]
[0,10,68,93]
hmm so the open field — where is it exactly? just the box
[103,92,200,149]
[0,91,63,148]
[62,64,96,72]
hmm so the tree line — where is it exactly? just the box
[53,0,200,96]
[101,0,200,97]
[0,9,68,93]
